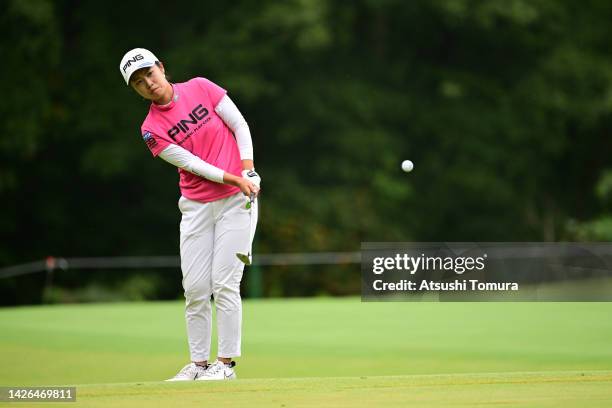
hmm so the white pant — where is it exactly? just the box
[178,192,258,361]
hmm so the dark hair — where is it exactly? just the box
[156,61,170,81]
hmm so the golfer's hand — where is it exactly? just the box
[242,169,261,188]
[238,178,259,198]
[225,173,259,197]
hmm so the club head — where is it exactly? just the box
[236,253,252,265]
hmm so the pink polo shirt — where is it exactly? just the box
[140,78,241,203]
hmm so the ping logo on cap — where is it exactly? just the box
[122,54,144,73]
[120,48,158,85]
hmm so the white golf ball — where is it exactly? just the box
[401,160,414,172]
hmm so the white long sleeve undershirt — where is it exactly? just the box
[158,144,225,183]
[215,95,254,161]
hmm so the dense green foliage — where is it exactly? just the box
[2,1,612,303]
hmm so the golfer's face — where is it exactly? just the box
[130,65,167,101]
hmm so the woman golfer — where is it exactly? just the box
[119,48,260,381]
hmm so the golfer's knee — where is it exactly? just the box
[184,280,211,305]
[212,285,241,312]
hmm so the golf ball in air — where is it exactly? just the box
[401,160,414,172]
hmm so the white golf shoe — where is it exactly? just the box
[196,360,237,381]
[165,362,208,381]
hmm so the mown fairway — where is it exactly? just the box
[1,298,611,407]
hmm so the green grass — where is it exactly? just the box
[3,371,611,408]
[1,298,612,407]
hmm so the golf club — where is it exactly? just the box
[236,193,255,265]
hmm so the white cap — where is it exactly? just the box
[119,48,159,85]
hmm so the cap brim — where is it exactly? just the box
[125,61,156,85]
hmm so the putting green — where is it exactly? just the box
[1,298,611,406]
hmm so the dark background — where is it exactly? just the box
[2,0,612,304]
